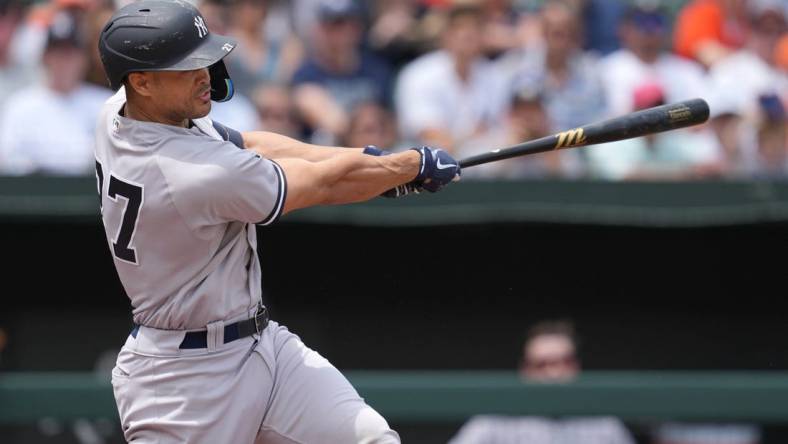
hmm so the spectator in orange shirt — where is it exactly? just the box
[777,33,788,73]
[673,0,749,68]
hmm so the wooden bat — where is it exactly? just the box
[458,98,710,168]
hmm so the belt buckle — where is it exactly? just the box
[253,303,268,335]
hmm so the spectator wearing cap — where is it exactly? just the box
[449,320,636,444]
[600,4,711,118]
[718,92,788,179]
[706,0,788,177]
[707,0,788,118]
[586,82,723,180]
[251,83,303,138]
[291,0,393,145]
[395,4,509,153]
[0,11,110,176]
[456,86,562,179]
[340,101,401,151]
[497,0,606,177]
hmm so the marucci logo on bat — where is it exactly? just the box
[554,128,587,149]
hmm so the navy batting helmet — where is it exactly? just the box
[98,0,236,102]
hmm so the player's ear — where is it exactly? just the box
[126,72,154,97]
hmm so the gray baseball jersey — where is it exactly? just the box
[94,88,286,330]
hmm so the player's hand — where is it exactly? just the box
[412,146,461,193]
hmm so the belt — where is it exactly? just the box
[130,305,269,349]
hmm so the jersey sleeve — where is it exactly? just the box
[158,141,287,231]
[211,120,245,149]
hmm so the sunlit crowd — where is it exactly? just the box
[0,0,786,180]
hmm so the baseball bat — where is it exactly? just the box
[459,98,710,168]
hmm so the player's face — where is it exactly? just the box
[147,68,213,123]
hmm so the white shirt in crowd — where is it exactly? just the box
[0,84,111,175]
[449,415,636,444]
[707,50,788,118]
[395,50,510,145]
[599,50,709,117]
[589,50,722,178]
[209,92,260,132]
[585,130,722,180]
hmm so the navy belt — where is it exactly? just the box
[130,305,269,349]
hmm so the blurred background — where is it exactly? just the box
[2,0,788,442]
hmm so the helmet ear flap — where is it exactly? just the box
[209,61,234,102]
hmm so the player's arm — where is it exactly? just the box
[241,130,365,162]
[275,147,460,214]
[212,119,363,161]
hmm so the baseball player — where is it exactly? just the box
[94,1,460,443]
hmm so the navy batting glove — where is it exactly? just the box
[412,146,461,193]
[382,182,422,198]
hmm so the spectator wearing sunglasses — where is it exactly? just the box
[449,320,636,444]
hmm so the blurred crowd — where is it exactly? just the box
[0,0,787,180]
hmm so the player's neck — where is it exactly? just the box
[125,98,189,128]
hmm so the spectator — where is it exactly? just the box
[291,0,393,145]
[196,0,260,131]
[673,0,749,68]
[458,85,562,179]
[753,93,788,178]
[582,0,626,56]
[449,320,636,444]
[600,4,709,117]
[395,4,509,153]
[0,11,110,175]
[707,0,788,118]
[251,83,303,138]
[709,100,747,176]
[777,33,788,73]
[82,1,114,89]
[479,0,529,59]
[652,422,761,444]
[209,91,261,132]
[367,0,442,70]
[586,82,723,180]
[707,0,788,177]
[224,0,304,97]
[498,0,607,177]
[198,0,229,35]
[0,0,38,105]
[340,101,400,150]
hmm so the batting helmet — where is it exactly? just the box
[98,0,236,102]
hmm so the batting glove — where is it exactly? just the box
[412,146,461,193]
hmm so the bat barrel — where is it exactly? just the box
[599,98,710,140]
[458,98,710,169]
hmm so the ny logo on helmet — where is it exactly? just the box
[194,16,208,38]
